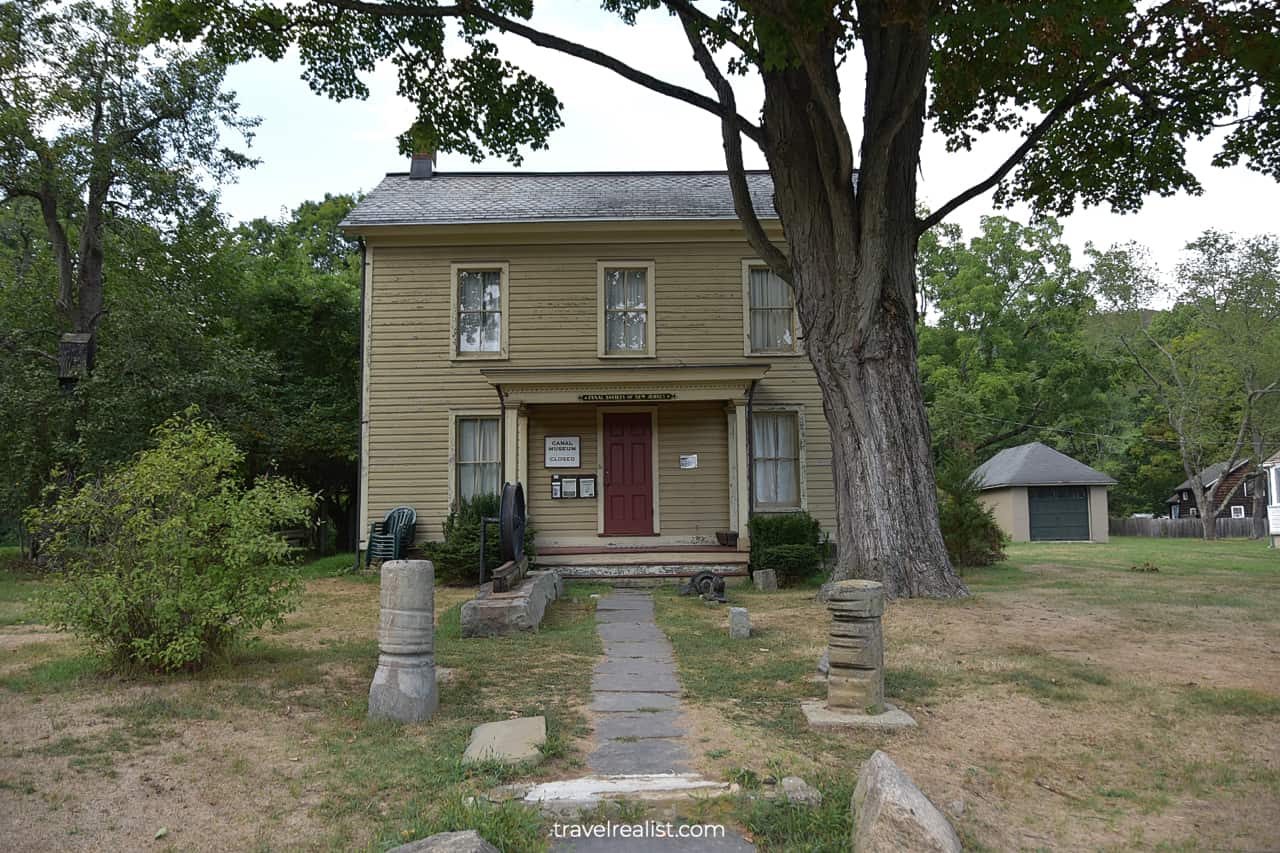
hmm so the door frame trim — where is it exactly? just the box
[596,406,660,536]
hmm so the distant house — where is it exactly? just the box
[971,442,1116,543]
[1165,460,1267,520]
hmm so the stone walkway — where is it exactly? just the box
[549,590,755,852]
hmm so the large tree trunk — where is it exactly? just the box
[755,5,966,598]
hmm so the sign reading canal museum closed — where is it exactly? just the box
[544,436,581,468]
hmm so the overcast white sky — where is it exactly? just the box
[218,5,1279,273]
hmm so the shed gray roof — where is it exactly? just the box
[340,170,778,228]
[971,442,1117,489]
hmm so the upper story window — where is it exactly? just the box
[598,262,655,357]
[744,262,798,354]
[451,263,509,358]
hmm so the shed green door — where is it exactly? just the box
[1028,486,1090,541]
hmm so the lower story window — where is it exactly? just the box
[1231,505,1246,519]
[456,416,500,503]
[752,411,800,509]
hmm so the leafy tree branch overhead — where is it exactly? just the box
[133,0,1279,595]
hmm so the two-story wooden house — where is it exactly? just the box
[342,159,837,578]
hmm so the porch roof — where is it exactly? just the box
[480,363,770,405]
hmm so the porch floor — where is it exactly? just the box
[534,545,748,580]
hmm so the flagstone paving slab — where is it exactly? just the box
[592,710,685,740]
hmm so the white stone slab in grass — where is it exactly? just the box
[463,716,547,765]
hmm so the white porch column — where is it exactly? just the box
[503,405,519,486]
[733,398,751,550]
[516,406,530,487]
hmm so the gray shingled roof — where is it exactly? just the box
[971,442,1117,490]
[1165,459,1250,502]
[340,170,778,228]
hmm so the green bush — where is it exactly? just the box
[748,511,824,585]
[423,494,536,587]
[26,409,315,672]
[755,543,822,581]
[936,461,1006,569]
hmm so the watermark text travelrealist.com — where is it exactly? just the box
[550,821,726,841]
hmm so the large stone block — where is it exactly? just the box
[460,570,562,637]
[852,751,961,853]
[752,569,778,591]
[729,607,750,639]
[387,830,499,853]
[463,716,546,765]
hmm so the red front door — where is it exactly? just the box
[603,412,654,535]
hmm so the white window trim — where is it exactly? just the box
[750,404,808,512]
[1231,504,1246,519]
[595,406,661,535]
[742,260,802,357]
[448,409,502,511]
[597,261,656,358]
[450,262,510,360]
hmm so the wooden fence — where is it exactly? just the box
[1109,516,1260,539]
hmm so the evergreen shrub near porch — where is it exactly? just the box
[748,512,823,585]
[424,494,536,586]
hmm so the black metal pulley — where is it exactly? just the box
[499,481,526,562]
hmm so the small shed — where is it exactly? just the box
[971,442,1116,543]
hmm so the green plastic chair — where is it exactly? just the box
[366,505,417,568]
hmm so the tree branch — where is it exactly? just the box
[917,80,1109,235]
[312,0,764,144]
[676,7,791,282]
[661,0,758,63]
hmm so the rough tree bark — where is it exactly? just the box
[749,4,965,597]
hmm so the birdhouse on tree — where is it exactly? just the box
[58,333,95,392]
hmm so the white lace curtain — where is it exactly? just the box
[457,417,500,501]
[753,412,800,507]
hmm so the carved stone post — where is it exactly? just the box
[825,579,885,713]
[369,559,439,722]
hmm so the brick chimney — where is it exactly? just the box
[409,150,435,180]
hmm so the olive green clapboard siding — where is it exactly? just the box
[526,405,598,538]
[364,238,837,545]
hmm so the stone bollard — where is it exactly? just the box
[729,606,751,639]
[752,569,778,591]
[369,559,439,723]
[825,579,885,713]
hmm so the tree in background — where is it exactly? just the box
[1092,233,1280,539]
[918,216,1107,463]
[142,0,1279,596]
[0,0,254,357]
[228,194,362,550]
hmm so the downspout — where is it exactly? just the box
[352,237,367,573]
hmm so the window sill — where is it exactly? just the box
[745,349,804,358]
[451,353,509,362]
[596,353,656,360]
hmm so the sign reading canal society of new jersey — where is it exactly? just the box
[544,436,581,468]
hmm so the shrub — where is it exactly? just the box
[755,543,822,581]
[748,511,824,585]
[936,461,1006,569]
[423,494,536,586]
[27,409,315,672]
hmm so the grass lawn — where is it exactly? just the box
[1,538,1277,851]
[0,555,609,852]
[654,536,1280,852]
